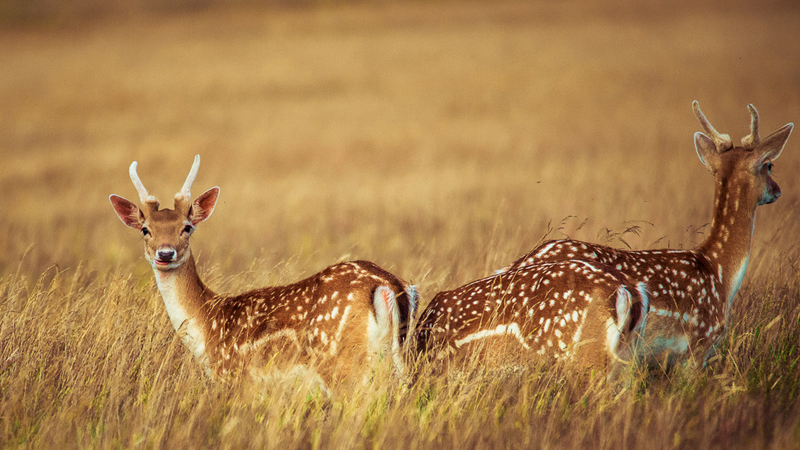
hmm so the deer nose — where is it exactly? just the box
[157,248,176,262]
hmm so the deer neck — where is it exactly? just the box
[152,251,213,364]
[697,175,757,309]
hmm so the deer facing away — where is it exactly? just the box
[109,155,417,387]
[415,260,649,381]
[501,101,793,369]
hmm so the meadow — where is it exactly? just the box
[1,0,800,448]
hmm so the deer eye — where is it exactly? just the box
[141,227,150,237]
[182,225,194,236]
[767,162,774,172]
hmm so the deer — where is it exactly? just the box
[109,155,417,388]
[415,260,649,381]
[500,101,793,369]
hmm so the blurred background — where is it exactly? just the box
[1,0,799,292]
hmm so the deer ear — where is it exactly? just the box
[189,187,219,225]
[756,123,793,165]
[694,132,720,174]
[110,195,145,230]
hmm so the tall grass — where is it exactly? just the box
[1,266,798,448]
[1,0,799,448]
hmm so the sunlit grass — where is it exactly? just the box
[2,263,798,448]
[1,0,800,448]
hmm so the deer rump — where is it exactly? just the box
[416,261,648,375]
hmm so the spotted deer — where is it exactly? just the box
[415,261,649,380]
[109,155,417,386]
[502,101,793,369]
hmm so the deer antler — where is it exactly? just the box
[175,155,201,203]
[741,104,760,149]
[693,100,733,152]
[129,161,160,208]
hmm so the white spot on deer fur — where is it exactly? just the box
[571,310,579,322]
[252,328,299,350]
[334,305,352,341]
[544,318,551,332]
[535,242,557,258]
[454,323,530,350]
[652,308,674,318]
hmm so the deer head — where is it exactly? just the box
[109,155,220,271]
[693,101,793,206]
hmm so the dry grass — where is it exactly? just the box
[1,0,800,448]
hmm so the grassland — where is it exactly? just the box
[1,0,800,448]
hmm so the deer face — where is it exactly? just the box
[110,188,219,271]
[693,102,792,208]
[711,147,782,209]
[753,155,781,206]
[752,123,792,206]
[109,156,219,272]
[139,208,195,270]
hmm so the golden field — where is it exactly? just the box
[1,1,799,448]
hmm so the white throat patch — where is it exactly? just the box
[154,268,208,367]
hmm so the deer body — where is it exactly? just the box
[502,102,793,368]
[156,256,409,381]
[416,260,648,380]
[110,156,416,385]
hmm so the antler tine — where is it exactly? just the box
[129,161,158,206]
[692,100,733,152]
[741,104,760,149]
[176,155,201,201]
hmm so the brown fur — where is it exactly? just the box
[199,259,411,382]
[415,260,648,379]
